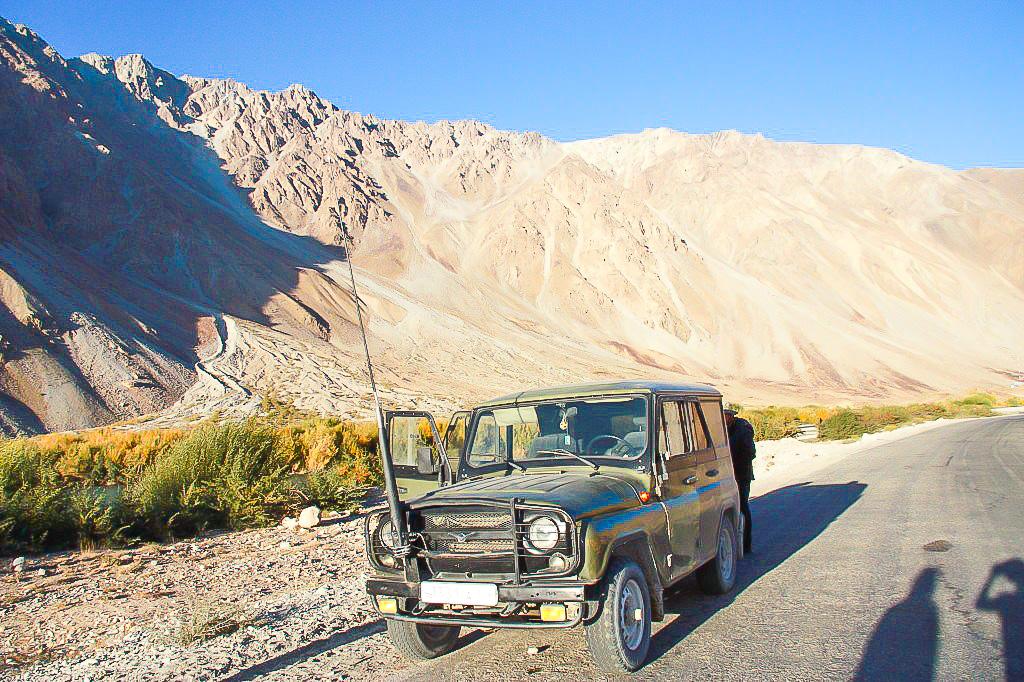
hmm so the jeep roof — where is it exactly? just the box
[475,379,722,409]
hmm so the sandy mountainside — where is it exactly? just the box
[0,18,1022,434]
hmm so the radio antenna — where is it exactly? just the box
[340,224,411,555]
[341,226,384,418]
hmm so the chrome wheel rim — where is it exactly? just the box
[718,524,735,583]
[619,578,645,650]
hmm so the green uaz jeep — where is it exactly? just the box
[364,380,743,673]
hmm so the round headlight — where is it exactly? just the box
[378,519,398,549]
[527,516,560,552]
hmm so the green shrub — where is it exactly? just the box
[128,426,224,538]
[128,419,294,537]
[819,409,866,440]
[68,485,128,551]
[739,406,803,441]
[212,420,292,528]
[857,405,911,432]
[0,441,74,552]
[298,466,366,514]
[956,392,996,407]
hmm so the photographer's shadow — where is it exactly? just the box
[976,558,1024,680]
[854,568,940,681]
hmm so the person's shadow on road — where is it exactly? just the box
[648,481,868,664]
[975,558,1024,681]
[853,567,940,681]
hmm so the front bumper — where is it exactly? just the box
[366,577,587,629]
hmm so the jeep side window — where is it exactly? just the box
[699,399,728,449]
[659,401,687,456]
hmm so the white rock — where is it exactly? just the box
[281,516,299,531]
[279,541,291,550]
[12,556,25,572]
[298,506,322,529]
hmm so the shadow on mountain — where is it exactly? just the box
[853,567,939,681]
[646,481,867,664]
[0,21,362,430]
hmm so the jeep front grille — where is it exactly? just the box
[410,503,578,580]
[418,506,516,559]
[420,510,513,534]
[430,536,513,554]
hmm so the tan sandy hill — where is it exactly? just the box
[0,17,1022,434]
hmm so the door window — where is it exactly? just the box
[469,412,507,465]
[444,411,469,468]
[386,411,449,501]
[389,415,439,467]
[659,401,688,456]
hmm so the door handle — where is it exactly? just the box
[684,475,698,485]
[706,469,719,478]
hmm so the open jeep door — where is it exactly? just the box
[385,410,469,501]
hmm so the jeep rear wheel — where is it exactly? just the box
[386,619,461,660]
[585,558,652,672]
[697,514,738,595]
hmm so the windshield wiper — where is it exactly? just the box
[505,459,526,472]
[535,449,599,470]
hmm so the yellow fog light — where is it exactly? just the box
[540,603,567,622]
[377,597,398,614]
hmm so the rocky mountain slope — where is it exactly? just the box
[1,17,1022,434]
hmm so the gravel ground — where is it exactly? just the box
[1,511,416,681]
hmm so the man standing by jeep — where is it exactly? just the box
[724,409,755,553]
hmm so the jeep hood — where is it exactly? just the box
[410,470,644,519]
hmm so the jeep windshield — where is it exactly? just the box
[465,395,649,470]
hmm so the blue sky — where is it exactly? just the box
[7,1,1023,168]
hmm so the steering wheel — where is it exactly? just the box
[586,434,632,455]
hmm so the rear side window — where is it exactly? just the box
[699,399,728,449]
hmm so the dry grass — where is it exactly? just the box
[173,595,252,646]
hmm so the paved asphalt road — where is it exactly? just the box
[393,416,1024,681]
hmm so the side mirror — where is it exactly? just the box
[416,446,438,475]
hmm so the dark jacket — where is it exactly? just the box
[728,417,756,482]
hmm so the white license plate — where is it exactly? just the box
[421,581,499,606]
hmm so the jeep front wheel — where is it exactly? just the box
[697,514,739,595]
[585,558,652,672]
[386,619,461,660]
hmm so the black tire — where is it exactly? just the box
[697,514,739,595]
[585,558,652,673]
[386,619,461,660]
